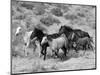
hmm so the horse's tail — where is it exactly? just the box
[89,37,94,44]
[88,37,94,52]
[88,42,94,52]
[61,34,69,51]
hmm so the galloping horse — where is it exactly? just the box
[30,27,46,43]
[73,37,94,54]
[41,34,68,60]
[59,25,73,37]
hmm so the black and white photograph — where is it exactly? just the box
[11,0,96,74]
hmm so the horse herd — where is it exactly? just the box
[15,25,94,60]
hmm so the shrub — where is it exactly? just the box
[51,8,63,17]
[40,17,53,26]
[15,15,25,20]
[53,18,61,24]
[56,4,70,13]
[40,16,61,26]
[12,50,18,57]
[77,12,85,17]
[64,14,78,20]
[21,3,34,10]
[16,7,24,13]
[11,9,15,16]
[34,7,45,15]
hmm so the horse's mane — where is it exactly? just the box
[47,33,61,41]
[30,27,45,39]
[60,26,73,32]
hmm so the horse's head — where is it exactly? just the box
[15,26,22,36]
[59,26,73,34]
[59,26,65,34]
[41,36,48,45]
[30,27,46,41]
[30,28,41,39]
[73,42,77,47]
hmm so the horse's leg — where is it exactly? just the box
[40,48,44,57]
[25,39,31,56]
[89,43,94,53]
[75,45,78,53]
[62,47,67,56]
[66,45,69,54]
[64,47,67,56]
[24,48,27,56]
[40,44,44,56]
[83,50,86,56]
[24,43,28,56]
[55,49,59,58]
[33,43,37,52]
[82,44,86,56]
[43,48,47,60]
[38,43,42,57]
[52,49,56,58]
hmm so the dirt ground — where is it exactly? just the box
[11,0,96,74]
[12,50,95,74]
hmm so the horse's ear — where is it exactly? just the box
[90,37,94,44]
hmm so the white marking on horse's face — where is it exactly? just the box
[41,36,48,45]
[73,42,76,47]
[15,27,22,36]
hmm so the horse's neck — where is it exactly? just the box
[25,31,32,37]
[48,40,53,47]
[60,34,66,39]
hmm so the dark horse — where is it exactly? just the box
[30,27,48,57]
[73,29,90,38]
[59,25,73,37]
[68,29,91,43]
[30,27,46,43]
[59,25,92,51]
[59,26,90,39]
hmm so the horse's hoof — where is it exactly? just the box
[43,58,46,60]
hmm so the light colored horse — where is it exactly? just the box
[15,26,37,56]
[15,27,22,36]
[23,30,34,56]
[41,34,68,60]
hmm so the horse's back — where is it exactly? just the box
[74,29,90,38]
[52,36,67,49]
[78,37,88,42]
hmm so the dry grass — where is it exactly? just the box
[12,50,95,73]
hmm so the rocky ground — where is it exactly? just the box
[11,0,96,74]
